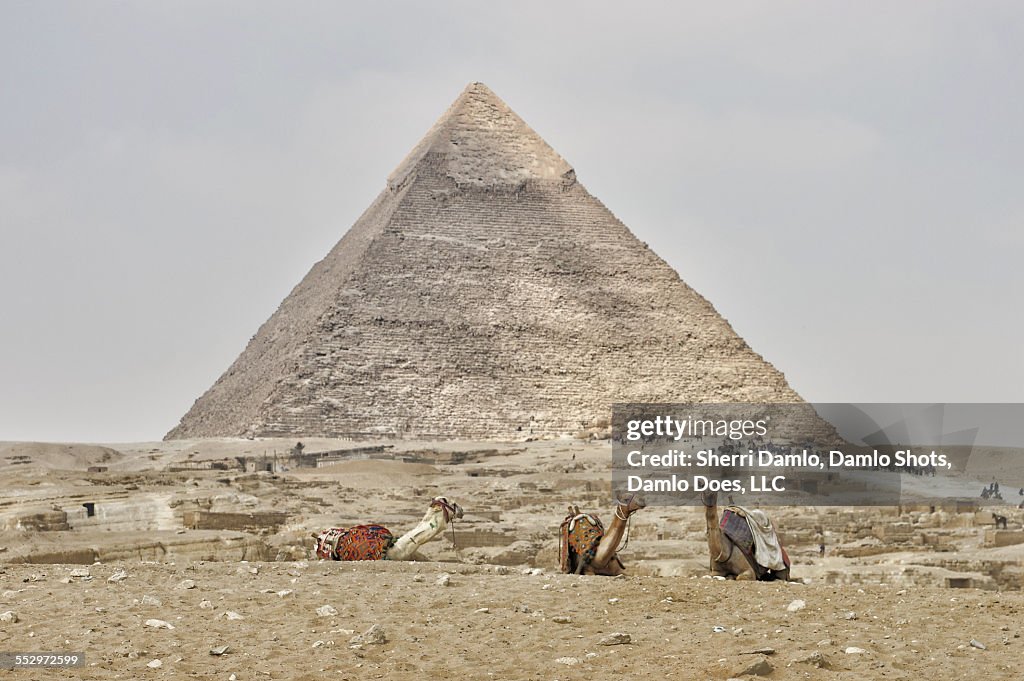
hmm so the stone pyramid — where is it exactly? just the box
[166,82,804,441]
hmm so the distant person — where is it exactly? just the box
[819,541,825,557]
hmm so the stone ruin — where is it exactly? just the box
[167,82,807,441]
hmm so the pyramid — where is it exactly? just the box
[166,83,804,441]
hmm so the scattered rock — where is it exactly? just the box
[516,604,531,613]
[141,595,162,607]
[794,651,832,669]
[738,656,773,677]
[844,646,866,654]
[209,646,229,656]
[436,574,451,587]
[713,626,727,633]
[107,569,128,583]
[316,605,338,618]
[199,600,213,609]
[229,674,237,681]
[144,619,174,630]
[69,568,91,579]
[312,640,325,648]
[276,589,293,598]
[147,659,162,668]
[350,624,387,646]
[552,615,571,624]
[223,611,244,621]
[474,607,489,614]
[844,611,858,620]
[741,647,775,656]
[555,657,580,665]
[970,639,987,650]
[786,599,806,613]
[0,611,18,623]
[412,574,425,583]
[177,579,196,590]
[598,632,631,646]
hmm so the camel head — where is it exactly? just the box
[700,490,718,507]
[427,496,464,525]
[615,493,646,518]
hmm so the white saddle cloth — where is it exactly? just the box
[732,506,786,571]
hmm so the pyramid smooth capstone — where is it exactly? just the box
[167,82,804,440]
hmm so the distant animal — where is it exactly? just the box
[992,513,1008,530]
[312,497,463,561]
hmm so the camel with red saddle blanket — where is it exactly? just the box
[312,497,464,561]
[701,490,791,581]
[559,494,646,575]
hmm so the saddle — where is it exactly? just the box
[314,524,395,561]
[720,507,790,580]
[558,511,624,574]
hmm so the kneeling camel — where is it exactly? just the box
[312,497,463,561]
[559,494,646,575]
[702,491,791,581]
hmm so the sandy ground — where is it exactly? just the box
[1,438,1024,679]
[0,561,1022,680]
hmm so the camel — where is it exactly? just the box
[701,491,790,581]
[559,494,646,576]
[312,496,463,561]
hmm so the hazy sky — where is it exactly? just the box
[2,2,1022,443]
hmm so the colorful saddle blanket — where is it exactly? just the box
[559,513,605,574]
[314,524,395,561]
[720,508,790,579]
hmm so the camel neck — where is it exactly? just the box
[387,509,448,561]
[591,505,630,569]
[705,502,726,562]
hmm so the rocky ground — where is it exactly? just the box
[1,438,1023,679]
[0,561,1021,680]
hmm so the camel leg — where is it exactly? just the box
[709,565,730,578]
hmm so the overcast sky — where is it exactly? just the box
[2,2,1022,443]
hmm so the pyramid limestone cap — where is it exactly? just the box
[388,82,574,189]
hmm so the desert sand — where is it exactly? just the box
[1,438,1023,679]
